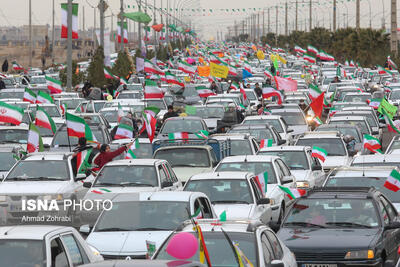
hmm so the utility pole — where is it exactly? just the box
[356,0,360,30]
[268,8,270,33]
[83,6,85,39]
[295,0,298,31]
[391,0,398,56]
[309,0,312,32]
[51,0,55,64]
[99,0,105,48]
[275,5,278,46]
[333,0,336,31]
[242,20,244,36]
[93,7,96,47]
[29,0,32,67]
[257,12,260,41]
[139,0,142,50]
[262,11,265,37]
[120,0,125,51]
[67,0,72,90]
[285,1,288,36]
[153,0,156,47]
[382,0,385,29]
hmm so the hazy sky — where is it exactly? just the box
[0,0,398,40]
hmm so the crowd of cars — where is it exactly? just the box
[0,45,400,267]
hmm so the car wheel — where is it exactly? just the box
[278,203,285,224]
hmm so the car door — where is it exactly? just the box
[47,236,71,267]
[260,233,274,266]
[379,195,400,260]
[250,178,271,223]
[59,233,91,266]
[158,165,172,191]
[162,162,181,189]
[308,149,325,186]
[264,230,285,263]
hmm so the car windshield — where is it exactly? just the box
[388,141,400,152]
[100,110,120,123]
[31,77,46,84]
[229,128,274,142]
[0,129,27,144]
[0,152,16,171]
[329,120,369,135]
[226,140,253,156]
[272,112,305,125]
[94,102,105,112]
[194,107,225,119]
[185,179,253,204]
[145,100,166,110]
[58,99,81,109]
[246,91,257,100]
[154,148,210,167]
[36,125,56,137]
[94,165,158,187]
[29,106,61,118]
[161,120,204,134]
[284,198,379,228]
[259,151,309,170]
[0,240,45,267]
[343,94,370,103]
[243,119,283,132]
[6,160,69,180]
[216,162,277,183]
[296,138,346,156]
[0,91,24,99]
[52,129,104,146]
[326,176,400,202]
[118,92,141,99]
[95,201,189,231]
[156,232,257,267]
[316,127,361,142]
[389,90,400,100]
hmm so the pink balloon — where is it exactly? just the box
[166,232,198,260]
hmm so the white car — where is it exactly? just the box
[83,191,216,259]
[184,172,272,224]
[214,155,297,222]
[0,225,103,266]
[154,219,297,267]
[258,146,325,188]
[211,133,259,156]
[99,106,133,129]
[29,103,63,119]
[270,109,310,137]
[351,154,400,168]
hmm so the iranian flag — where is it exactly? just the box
[142,112,157,143]
[363,134,381,153]
[61,3,79,39]
[228,65,238,76]
[377,65,392,75]
[239,83,247,101]
[279,185,306,200]
[336,66,347,78]
[104,67,117,79]
[27,123,44,153]
[76,148,92,174]
[243,61,252,73]
[387,56,398,70]
[60,103,67,116]
[254,172,268,195]
[23,87,36,103]
[191,207,203,219]
[157,60,166,67]
[117,21,128,43]
[309,84,323,99]
[0,101,24,125]
[194,130,209,139]
[114,123,133,139]
[45,76,63,94]
[144,79,164,99]
[12,61,24,71]
[349,60,355,67]
[125,139,140,159]
[319,51,335,61]
[274,76,297,92]
[264,69,274,79]
[260,139,273,148]
[196,85,215,98]
[36,91,54,104]
[35,105,57,134]
[382,109,400,134]
[119,77,128,85]
[303,54,316,64]
[117,103,124,122]
[307,45,318,54]
[384,169,400,192]
[230,82,239,90]
[262,87,283,104]
[165,71,184,87]
[167,59,174,69]
[168,132,189,141]
[312,146,328,162]
[65,112,96,142]
[144,106,161,117]
[313,117,323,126]
[294,45,307,54]
[144,59,165,75]
[178,60,196,74]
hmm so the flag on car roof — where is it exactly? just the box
[36,91,54,104]
[264,68,274,79]
[165,71,184,87]
[76,148,92,174]
[262,87,283,104]
[117,103,124,123]
[279,185,306,200]
[255,171,268,196]
[382,109,400,134]
[119,76,128,85]
[196,85,215,98]
[303,54,316,64]
[59,102,67,116]
[191,207,203,219]
[114,123,133,139]
[239,83,247,101]
[260,139,273,148]
[309,92,325,118]
[27,123,44,153]
[274,76,297,92]
[144,59,165,75]
[230,81,239,90]
[0,101,24,125]
[311,146,327,162]
[384,169,400,192]
[144,79,164,99]
[65,112,97,142]
[177,60,196,74]
[363,134,381,153]
[45,76,63,94]
[307,45,318,54]
[313,117,323,126]
[194,130,209,139]
[142,111,157,143]
[35,105,57,134]
[168,132,189,142]
[12,61,24,71]
[23,87,36,104]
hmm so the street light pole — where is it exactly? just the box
[390,0,398,56]
[120,0,125,52]
[356,0,360,30]
[66,0,73,91]
[100,0,104,48]
[29,0,32,68]
[309,0,312,32]
[333,0,336,31]
[52,0,55,64]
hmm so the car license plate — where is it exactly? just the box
[302,264,337,267]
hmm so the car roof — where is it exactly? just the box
[306,187,376,199]
[329,166,396,177]
[352,154,400,163]
[177,219,265,233]
[210,133,252,140]
[23,152,70,161]
[190,171,254,180]
[165,116,203,121]
[219,155,279,163]
[0,225,73,240]
[259,145,309,152]
[0,125,29,130]
[271,109,301,113]
[244,115,282,120]
[329,116,366,121]
[105,159,165,166]
[111,191,206,203]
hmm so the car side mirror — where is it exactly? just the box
[268,221,281,233]
[384,221,400,231]
[257,198,270,205]
[75,173,86,182]
[282,175,294,184]
[79,224,92,234]
[277,139,286,145]
[43,144,50,149]
[312,165,322,171]
[83,182,92,188]
[212,161,218,167]
[161,181,173,188]
[271,260,285,267]
[287,128,294,133]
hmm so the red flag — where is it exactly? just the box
[152,24,164,32]
[274,76,298,92]
[310,92,325,118]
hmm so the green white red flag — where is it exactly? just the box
[363,134,381,153]
[114,123,133,139]
[262,87,283,104]
[384,169,400,192]
[279,185,306,200]
[45,76,63,94]
[117,103,124,123]
[144,59,165,75]
[142,112,157,143]
[165,71,184,87]
[104,67,117,79]
[196,85,215,98]
[35,105,57,134]
[168,132,189,141]
[178,60,196,74]
[12,61,24,71]
[230,82,239,90]
[303,54,316,64]
[76,148,92,174]
[312,146,327,162]
[23,87,36,104]
[260,139,273,148]
[255,171,268,196]
[125,138,140,159]
[194,130,209,139]
[65,112,97,142]
[27,123,44,153]
[144,79,164,99]
[36,91,54,104]
[0,101,24,125]
[61,3,79,39]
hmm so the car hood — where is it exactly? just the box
[322,156,350,169]
[0,181,71,194]
[84,187,159,200]
[87,231,172,255]
[213,204,254,220]
[172,167,212,183]
[278,228,380,250]
[288,125,309,136]
[290,170,312,181]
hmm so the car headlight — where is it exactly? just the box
[0,195,6,202]
[269,199,275,205]
[344,250,374,259]
[296,181,310,188]
[42,194,63,201]
[88,244,102,257]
